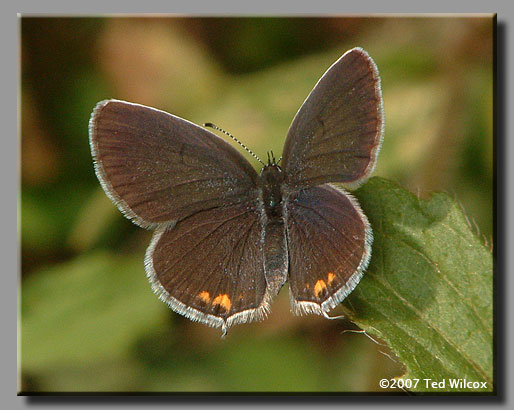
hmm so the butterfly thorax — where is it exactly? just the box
[260,164,284,219]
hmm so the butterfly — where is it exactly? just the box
[89,47,384,335]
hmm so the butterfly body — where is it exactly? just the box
[89,47,384,334]
[259,162,288,297]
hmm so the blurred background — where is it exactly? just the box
[20,16,493,392]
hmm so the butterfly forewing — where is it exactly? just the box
[285,184,372,315]
[89,100,259,228]
[146,201,271,330]
[282,47,383,190]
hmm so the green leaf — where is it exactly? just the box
[344,177,493,392]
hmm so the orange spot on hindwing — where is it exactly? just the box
[312,273,337,299]
[327,272,336,285]
[197,291,211,304]
[314,279,327,298]
[212,294,232,312]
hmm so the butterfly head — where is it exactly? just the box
[261,150,282,171]
[260,151,283,180]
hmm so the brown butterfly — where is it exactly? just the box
[89,47,384,335]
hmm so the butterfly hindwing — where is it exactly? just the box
[89,99,259,228]
[284,184,372,315]
[282,47,384,190]
[145,200,271,330]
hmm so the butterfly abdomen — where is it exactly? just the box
[259,164,288,296]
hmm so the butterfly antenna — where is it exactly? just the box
[204,122,265,166]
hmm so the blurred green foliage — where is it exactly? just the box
[20,16,493,392]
